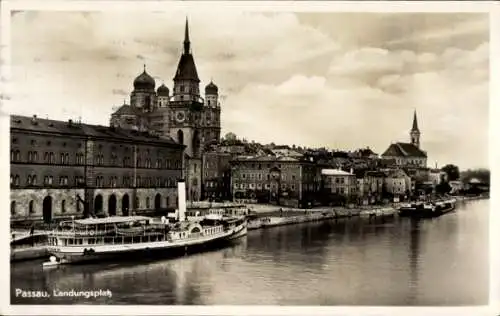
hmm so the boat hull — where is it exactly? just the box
[11,246,48,262]
[399,205,455,218]
[47,224,247,265]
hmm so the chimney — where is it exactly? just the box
[177,179,187,222]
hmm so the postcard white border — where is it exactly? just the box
[1,1,498,315]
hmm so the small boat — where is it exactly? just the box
[398,198,456,218]
[42,256,66,268]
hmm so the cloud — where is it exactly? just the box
[112,89,128,96]
[223,40,488,169]
[6,11,489,169]
[387,17,489,48]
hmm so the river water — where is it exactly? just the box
[10,199,489,306]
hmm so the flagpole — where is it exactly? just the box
[133,144,137,215]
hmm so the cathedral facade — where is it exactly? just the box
[110,19,222,202]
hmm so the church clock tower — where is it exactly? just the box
[169,18,204,158]
[168,18,204,201]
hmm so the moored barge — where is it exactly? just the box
[398,198,457,218]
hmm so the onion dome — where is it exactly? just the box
[157,83,170,97]
[133,65,155,90]
[205,81,218,95]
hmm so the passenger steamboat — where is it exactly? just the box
[44,181,247,266]
[398,198,457,218]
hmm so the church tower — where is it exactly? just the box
[167,18,205,202]
[410,109,420,148]
[172,19,201,103]
[168,18,203,159]
[203,81,221,145]
[131,65,157,112]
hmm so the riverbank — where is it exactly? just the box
[245,194,489,231]
[247,205,397,230]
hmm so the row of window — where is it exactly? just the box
[11,150,182,169]
[397,159,425,165]
[12,175,71,186]
[11,138,177,157]
[238,173,299,181]
[326,177,352,184]
[333,187,357,195]
[11,174,179,188]
[11,138,80,148]
[11,199,75,216]
[234,183,297,191]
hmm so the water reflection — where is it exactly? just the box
[11,200,489,305]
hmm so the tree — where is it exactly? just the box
[461,168,490,184]
[224,132,237,141]
[435,181,452,195]
[441,164,460,181]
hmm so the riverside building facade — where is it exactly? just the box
[230,156,322,208]
[10,115,185,223]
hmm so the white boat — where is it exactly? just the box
[44,181,247,265]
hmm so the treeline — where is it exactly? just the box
[460,168,490,184]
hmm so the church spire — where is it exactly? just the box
[173,17,200,83]
[183,17,190,55]
[410,109,421,148]
[412,109,419,131]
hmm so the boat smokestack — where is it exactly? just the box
[177,179,187,222]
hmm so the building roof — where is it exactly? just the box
[133,67,156,90]
[174,53,200,82]
[205,81,218,94]
[271,148,303,158]
[112,104,141,116]
[365,171,387,177]
[321,169,353,176]
[11,115,183,147]
[74,216,152,225]
[157,84,170,97]
[232,155,303,163]
[173,19,200,82]
[469,178,482,184]
[357,147,378,157]
[381,142,427,158]
[412,110,419,131]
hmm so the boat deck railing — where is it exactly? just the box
[48,223,243,247]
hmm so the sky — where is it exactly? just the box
[4,9,489,170]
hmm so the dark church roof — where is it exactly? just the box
[133,68,156,90]
[173,19,200,82]
[412,110,419,131]
[174,54,199,82]
[157,84,170,96]
[10,115,183,147]
[381,142,427,158]
[112,104,141,116]
[205,81,218,94]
